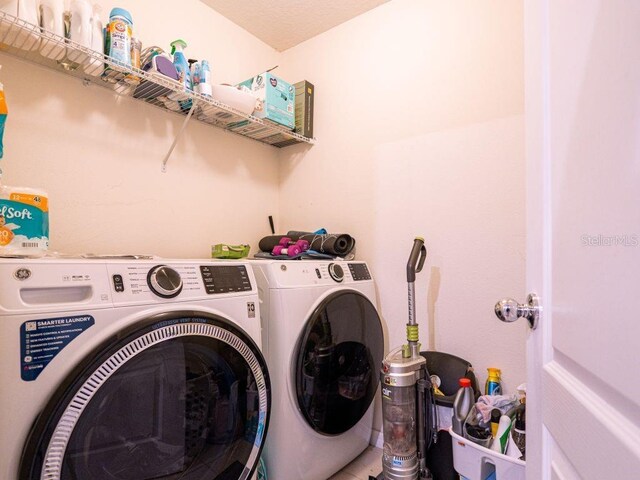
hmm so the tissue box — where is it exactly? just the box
[239,72,295,129]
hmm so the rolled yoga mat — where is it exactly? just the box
[258,231,356,257]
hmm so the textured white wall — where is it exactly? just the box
[0,0,280,258]
[276,0,527,437]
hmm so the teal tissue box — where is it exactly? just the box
[239,72,295,129]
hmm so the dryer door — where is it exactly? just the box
[20,312,270,480]
[294,290,383,436]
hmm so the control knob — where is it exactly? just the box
[328,263,344,283]
[147,265,183,298]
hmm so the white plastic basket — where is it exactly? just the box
[450,428,525,480]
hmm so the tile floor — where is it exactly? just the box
[328,446,383,480]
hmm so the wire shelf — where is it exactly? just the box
[0,11,314,148]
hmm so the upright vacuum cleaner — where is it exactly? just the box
[381,237,438,480]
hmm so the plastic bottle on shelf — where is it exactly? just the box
[123,37,141,84]
[0,65,7,163]
[67,0,92,63]
[451,377,474,436]
[0,0,40,50]
[170,39,191,91]
[104,7,132,79]
[485,367,502,395]
[83,3,104,76]
[195,59,212,97]
[168,39,192,110]
[511,408,526,460]
[39,0,65,60]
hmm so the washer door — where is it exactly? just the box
[294,290,383,436]
[20,312,270,480]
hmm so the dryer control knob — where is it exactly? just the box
[328,263,344,283]
[148,265,183,298]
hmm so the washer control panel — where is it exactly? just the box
[257,261,374,288]
[115,264,201,297]
[0,260,257,312]
[199,265,252,294]
[348,263,372,281]
[106,261,254,304]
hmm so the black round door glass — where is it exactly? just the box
[62,336,260,479]
[295,291,383,435]
[22,316,269,480]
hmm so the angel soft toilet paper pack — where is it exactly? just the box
[0,186,49,256]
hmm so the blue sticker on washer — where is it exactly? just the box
[20,315,95,381]
[255,411,265,446]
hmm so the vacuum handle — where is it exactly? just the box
[407,237,427,283]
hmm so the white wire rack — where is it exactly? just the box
[0,11,314,153]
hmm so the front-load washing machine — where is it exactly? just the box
[0,258,270,480]
[252,260,384,480]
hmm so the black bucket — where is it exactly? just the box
[420,351,481,480]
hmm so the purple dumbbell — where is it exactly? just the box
[296,239,310,252]
[272,239,310,257]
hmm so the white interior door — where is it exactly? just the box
[524,1,640,478]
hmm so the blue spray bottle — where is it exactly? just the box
[170,39,192,90]
[0,66,8,168]
[169,39,193,111]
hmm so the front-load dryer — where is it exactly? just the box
[0,258,270,480]
[252,260,383,480]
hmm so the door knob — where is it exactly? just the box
[494,293,540,330]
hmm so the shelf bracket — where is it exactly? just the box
[161,101,198,173]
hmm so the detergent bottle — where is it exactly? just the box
[39,0,65,60]
[451,377,474,436]
[170,39,191,90]
[83,3,104,76]
[0,0,40,50]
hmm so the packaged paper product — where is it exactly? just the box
[0,185,49,256]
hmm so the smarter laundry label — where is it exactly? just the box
[20,315,95,381]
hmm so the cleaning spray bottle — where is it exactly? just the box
[0,65,7,165]
[168,39,193,111]
[170,39,191,91]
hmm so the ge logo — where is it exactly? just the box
[14,268,32,281]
